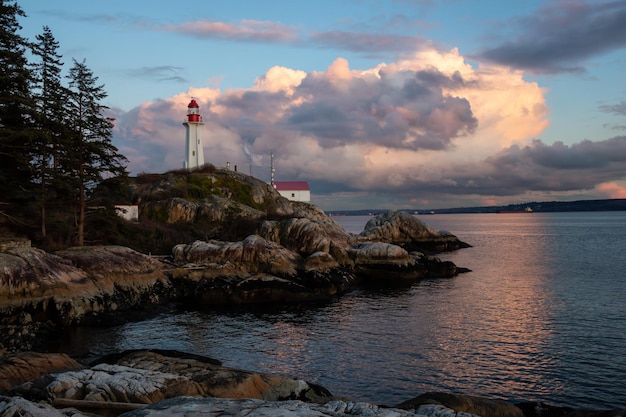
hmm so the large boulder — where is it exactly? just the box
[169,236,353,305]
[360,211,470,253]
[10,350,333,414]
[258,216,354,263]
[172,235,302,277]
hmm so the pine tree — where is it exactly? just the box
[31,25,68,238]
[0,0,36,200]
[65,58,128,246]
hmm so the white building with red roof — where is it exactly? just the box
[273,181,311,202]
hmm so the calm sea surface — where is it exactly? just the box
[53,212,626,409]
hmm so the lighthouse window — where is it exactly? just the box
[291,193,295,198]
[192,151,195,156]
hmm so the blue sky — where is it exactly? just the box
[19,0,626,210]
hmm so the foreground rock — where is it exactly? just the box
[2,351,624,417]
[0,352,83,393]
[2,349,332,416]
[118,397,485,417]
[0,396,481,417]
[5,350,331,403]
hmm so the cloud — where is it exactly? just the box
[112,47,626,209]
[310,30,430,55]
[479,1,626,73]
[595,182,626,198]
[127,66,187,83]
[158,20,299,43]
[599,101,626,116]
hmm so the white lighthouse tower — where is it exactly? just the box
[182,99,205,169]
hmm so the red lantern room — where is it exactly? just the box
[187,99,201,123]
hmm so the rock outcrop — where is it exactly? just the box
[3,349,333,416]
[360,210,471,253]
[1,208,470,351]
[0,246,171,351]
[2,350,623,417]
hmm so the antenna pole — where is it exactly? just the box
[270,152,275,187]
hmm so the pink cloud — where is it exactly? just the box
[595,182,626,198]
[159,20,298,43]
[111,46,626,209]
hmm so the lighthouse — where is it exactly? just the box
[182,99,205,169]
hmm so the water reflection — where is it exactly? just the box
[47,213,626,409]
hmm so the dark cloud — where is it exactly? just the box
[128,66,187,83]
[312,137,626,199]
[208,66,478,151]
[40,9,120,24]
[599,101,626,116]
[160,20,299,43]
[283,68,477,150]
[310,30,428,54]
[479,1,626,73]
[437,137,626,196]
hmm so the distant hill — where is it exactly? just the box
[327,198,626,216]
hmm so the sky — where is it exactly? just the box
[19,0,626,210]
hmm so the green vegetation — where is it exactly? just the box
[0,2,282,254]
[1,1,127,249]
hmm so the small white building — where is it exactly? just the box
[115,205,139,221]
[273,181,311,202]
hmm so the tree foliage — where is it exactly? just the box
[66,58,128,245]
[0,0,35,198]
[31,25,68,237]
[0,4,128,248]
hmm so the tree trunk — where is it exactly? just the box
[77,181,85,246]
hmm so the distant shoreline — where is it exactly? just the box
[327,198,626,216]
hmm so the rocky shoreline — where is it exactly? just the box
[1,349,624,417]
[0,210,468,351]
[2,203,623,416]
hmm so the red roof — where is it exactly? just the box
[188,99,199,108]
[274,181,310,191]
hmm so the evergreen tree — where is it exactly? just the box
[0,0,36,200]
[66,58,128,246]
[31,25,68,238]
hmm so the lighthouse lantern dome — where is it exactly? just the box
[186,99,201,122]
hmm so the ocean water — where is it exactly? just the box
[53,212,626,409]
